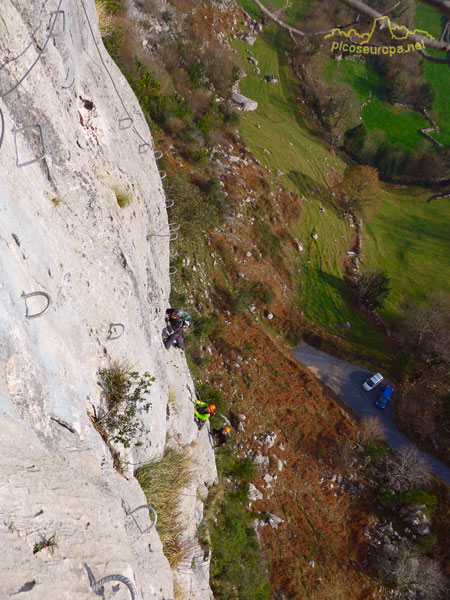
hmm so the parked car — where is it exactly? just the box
[362,372,383,391]
[376,385,393,409]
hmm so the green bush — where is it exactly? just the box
[224,456,256,482]
[97,362,154,447]
[103,28,124,65]
[230,280,275,315]
[103,0,122,13]
[375,482,394,506]
[163,173,219,232]
[196,383,226,413]
[249,280,275,306]
[255,219,281,258]
[230,285,254,315]
[218,102,240,125]
[364,442,388,465]
[418,533,439,554]
[193,316,214,340]
[355,269,390,310]
[400,489,438,515]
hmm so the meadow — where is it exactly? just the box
[233,21,449,363]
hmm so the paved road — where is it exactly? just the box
[292,341,450,485]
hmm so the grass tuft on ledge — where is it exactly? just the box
[135,447,195,567]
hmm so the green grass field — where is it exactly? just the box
[233,27,392,362]
[324,57,431,151]
[415,3,450,146]
[232,21,450,366]
[364,190,450,322]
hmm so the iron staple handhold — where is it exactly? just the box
[107,323,125,340]
[139,143,150,154]
[13,123,47,167]
[119,117,133,130]
[90,574,138,600]
[21,291,52,319]
[127,504,158,534]
[49,10,65,36]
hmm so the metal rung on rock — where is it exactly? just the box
[138,142,150,154]
[49,10,65,36]
[21,291,52,319]
[107,323,125,340]
[13,124,46,167]
[119,117,133,130]
[127,504,158,534]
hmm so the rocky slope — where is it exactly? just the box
[0,1,215,598]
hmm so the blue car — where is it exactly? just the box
[376,385,393,409]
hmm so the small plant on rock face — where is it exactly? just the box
[96,362,154,448]
[94,0,119,37]
[114,187,132,208]
[33,535,57,555]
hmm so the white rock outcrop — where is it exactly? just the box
[231,90,258,111]
[0,1,216,599]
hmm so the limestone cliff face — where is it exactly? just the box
[0,1,216,598]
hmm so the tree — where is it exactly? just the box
[385,68,411,105]
[344,123,367,156]
[359,416,385,444]
[338,165,381,215]
[383,445,431,493]
[355,268,390,309]
[375,541,447,599]
[401,294,450,356]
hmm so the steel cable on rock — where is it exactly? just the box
[79,0,151,150]
[0,0,48,71]
[0,0,64,98]
[0,106,4,150]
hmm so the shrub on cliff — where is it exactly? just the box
[96,362,154,448]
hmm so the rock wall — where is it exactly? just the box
[0,1,216,598]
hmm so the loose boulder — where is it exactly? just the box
[231,91,258,111]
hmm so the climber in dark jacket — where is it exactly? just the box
[212,426,231,448]
[164,308,191,350]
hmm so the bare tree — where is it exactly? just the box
[375,541,447,599]
[401,294,450,356]
[359,416,386,444]
[383,445,431,492]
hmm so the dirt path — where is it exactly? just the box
[292,341,450,485]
